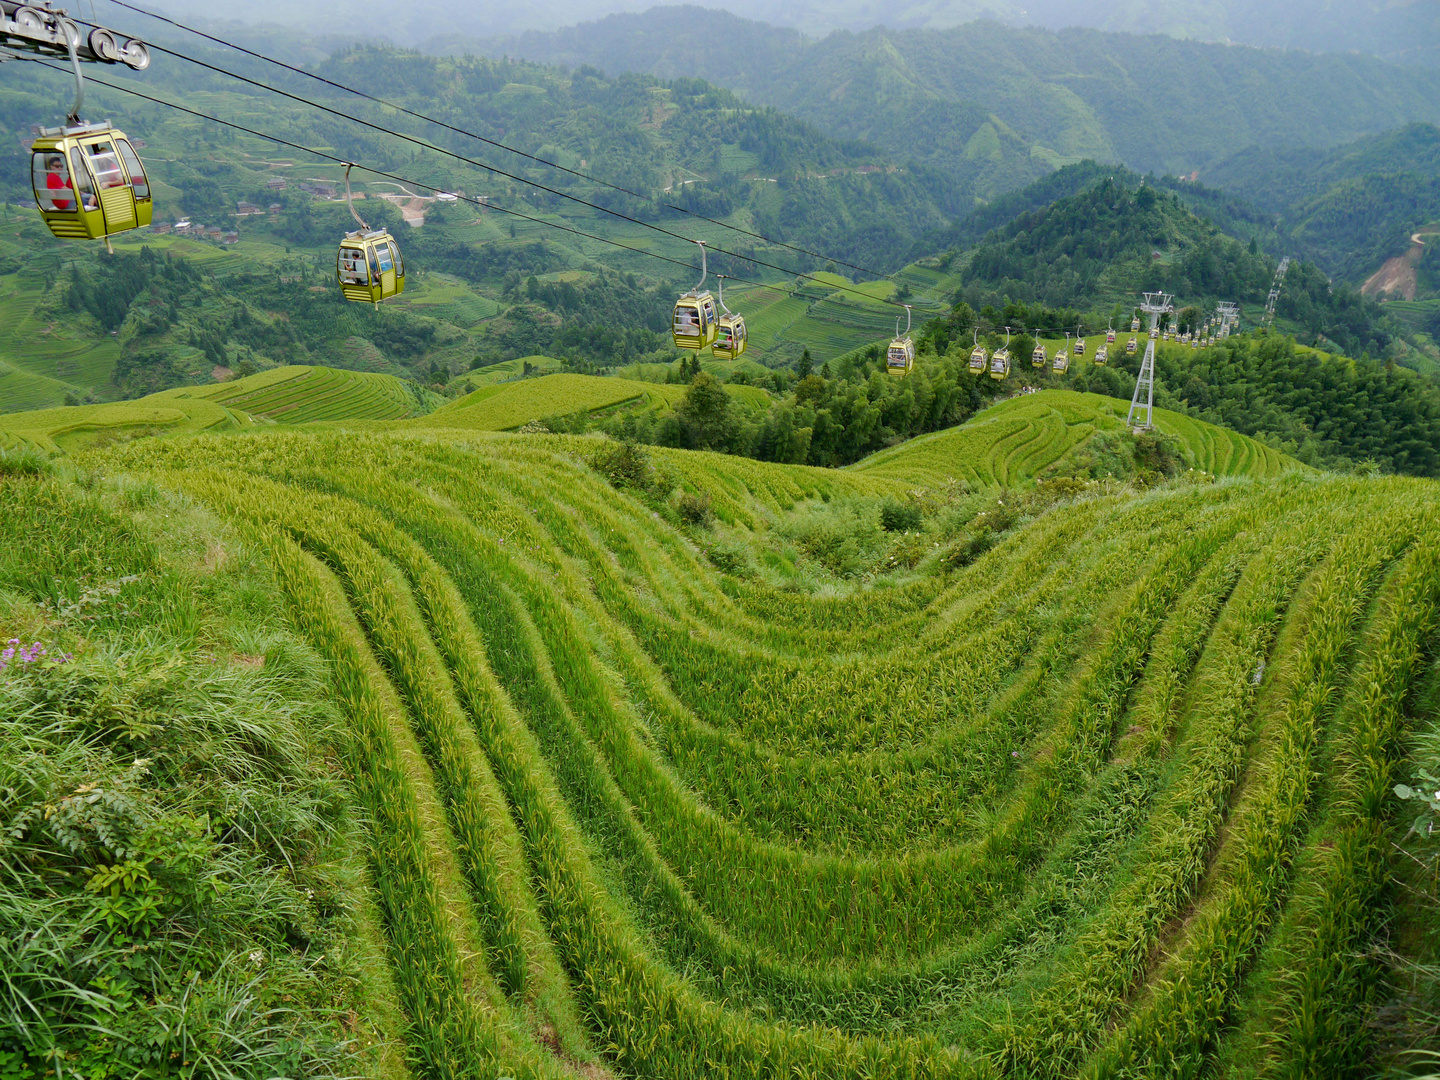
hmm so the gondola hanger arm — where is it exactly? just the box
[342,162,369,232]
[692,240,707,294]
[63,22,83,125]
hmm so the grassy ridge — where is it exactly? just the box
[202,366,426,423]
[0,366,439,451]
[73,413,1436,1080]
[853,390,1294,487]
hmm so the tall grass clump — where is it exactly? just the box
[0,472,373,1080]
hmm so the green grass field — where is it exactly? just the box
[200,365,426,423]
[0,394,259,453]
[55,409,1435,1080]
[450,355,565,391]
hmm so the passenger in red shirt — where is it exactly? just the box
[44,157,72,211]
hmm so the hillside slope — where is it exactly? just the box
[948,178,1398,360]
[63,419,1440,1079]
[1204,123,1440,282]
[0,51,960,412]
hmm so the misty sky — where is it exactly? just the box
[123,0,1433,66]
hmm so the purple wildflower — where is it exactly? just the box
[0,639,69,673]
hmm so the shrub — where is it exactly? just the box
[0,446,50,478]
[879,499,923,533]
[675,489,713,527]
[1131,430,1183,477]
[705,537,754,576]
[591,438,658,493]
[774,499,886,577]
[939,529,996,569]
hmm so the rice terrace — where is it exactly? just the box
[5,375,1440,1080]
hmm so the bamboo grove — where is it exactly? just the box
[86,422,1440,1080]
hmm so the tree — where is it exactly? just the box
[677,372,736,450]
[797,348,813,379]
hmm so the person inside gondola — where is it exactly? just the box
[87,143,126,189]
[339,250,368,285]
[42,155,73,211]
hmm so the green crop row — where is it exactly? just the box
[1000,487,1416,1074]
[262,528,500,1079]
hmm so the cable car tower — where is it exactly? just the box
[1263,257,1291,327]
[1127,291,1173,431]
[1216,301,1239,338]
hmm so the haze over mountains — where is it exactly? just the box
[147,0,1440,66]
[463,8,1440,186]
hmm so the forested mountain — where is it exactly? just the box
[81,45,964,271]
[472,8,1440,185]
[0,43,981,410]
[1146,332,1440,475]
[1199,124,1440,282]
[948,177,1400,360]
[1003,0,1440,68]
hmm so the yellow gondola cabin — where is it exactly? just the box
[714,314,746,359]
[337,230,405,304]
[32,124,151,245]
[887,304,914,376]
[712,275,746,359]
[335,164,404,304]
[673,240,719,351]
[673,292,718,350]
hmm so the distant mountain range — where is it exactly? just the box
[458,8,1440,187]
[153,0,1440,67]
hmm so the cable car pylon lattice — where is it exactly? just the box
[1128,291,1174,431]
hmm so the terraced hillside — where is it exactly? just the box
[198,366,438,423]
[855,391,1294,487]
[0,394,261,454]
[0,366,440,452]
[415,373,772,433]
[77,417,1440,1080]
